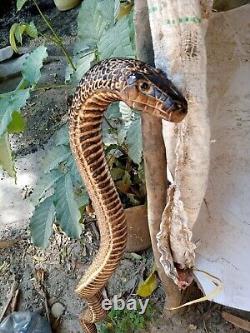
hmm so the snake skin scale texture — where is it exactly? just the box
[69,58,187,333]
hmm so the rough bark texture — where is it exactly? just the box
[134,0,182,309]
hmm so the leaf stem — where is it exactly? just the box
[32,0,76,71]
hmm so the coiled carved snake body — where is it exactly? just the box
[69,58,187,333]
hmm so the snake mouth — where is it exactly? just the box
[153,101,187,123]
[127,97,187,123]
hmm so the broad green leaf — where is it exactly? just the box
[0,89,30,137]
[30,196,56,248]
[68,156,82,185]
[67,162,89,212]
[0,133,15,177]
[30,170,62,205]
[17,0,29,11]
[99,14,134,59]
[102,120,118,146]
[74,51,96,82]
[54,124,69,146]
[96,0,115,24]
[118,101,133,144]
[54,174,82,238]
[22,45,48,87]
[65,51,95,83]
[126,118,143,165]
[42,145,71,173]
[67,0,135,83]
[74,188,89,210]
[106,102,121,120]
[136,270,158,298]
[76,0,114,52]
[119,101,133,123]
[114,0,121,20]
[7,111,26,133]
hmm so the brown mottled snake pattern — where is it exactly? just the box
[69,58,187,332]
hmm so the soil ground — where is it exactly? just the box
[0,2,249,333]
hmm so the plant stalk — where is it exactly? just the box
[134,0,182,310]
[32,0,76,71]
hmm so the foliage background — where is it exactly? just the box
[0,0,146,248]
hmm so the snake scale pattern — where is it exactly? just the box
[69,58,188,333]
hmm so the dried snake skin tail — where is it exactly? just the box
[79,291,107,333]
[80,322,97,333]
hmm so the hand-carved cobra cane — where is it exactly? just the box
[69,58,187,333]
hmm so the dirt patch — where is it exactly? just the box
[0,227,247,333]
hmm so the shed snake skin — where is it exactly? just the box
[69,58,187,332]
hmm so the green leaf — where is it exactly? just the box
[66,0,115,82]
[25,21,38,38]
[54,124,69,146]
[30,170,62,206]
[74,188,89,210]
[0,89,30,137]
[14,24,26,44]
[99,14,135,59]
[76,0,114,52]
[9,23,19,53]
[118,101,133,144]
[102,120,118,146]
[22,45,48,87]
[136,270,158,298]
[54,174,82,238]
[30,196,56,248]
[42,145,71,173]
[9,22,38,53]
[16,0,30,11]
[67,0,135,83]
[7,111,26,133]
[0,133,15,177]
[65,51,96,83]
[114,0,121,20]
[68,157,82,185]
[126,118,143,165]
[106,102,121,120]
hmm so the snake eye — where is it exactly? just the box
[140,82,150,91]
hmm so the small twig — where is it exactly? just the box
[222,311,250,332]
[0,280,18,322]
[10,289,20,312]
[43,293,50,322]
[203,319,209,333]
[0,240,16,249]
[34,269,51,322]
